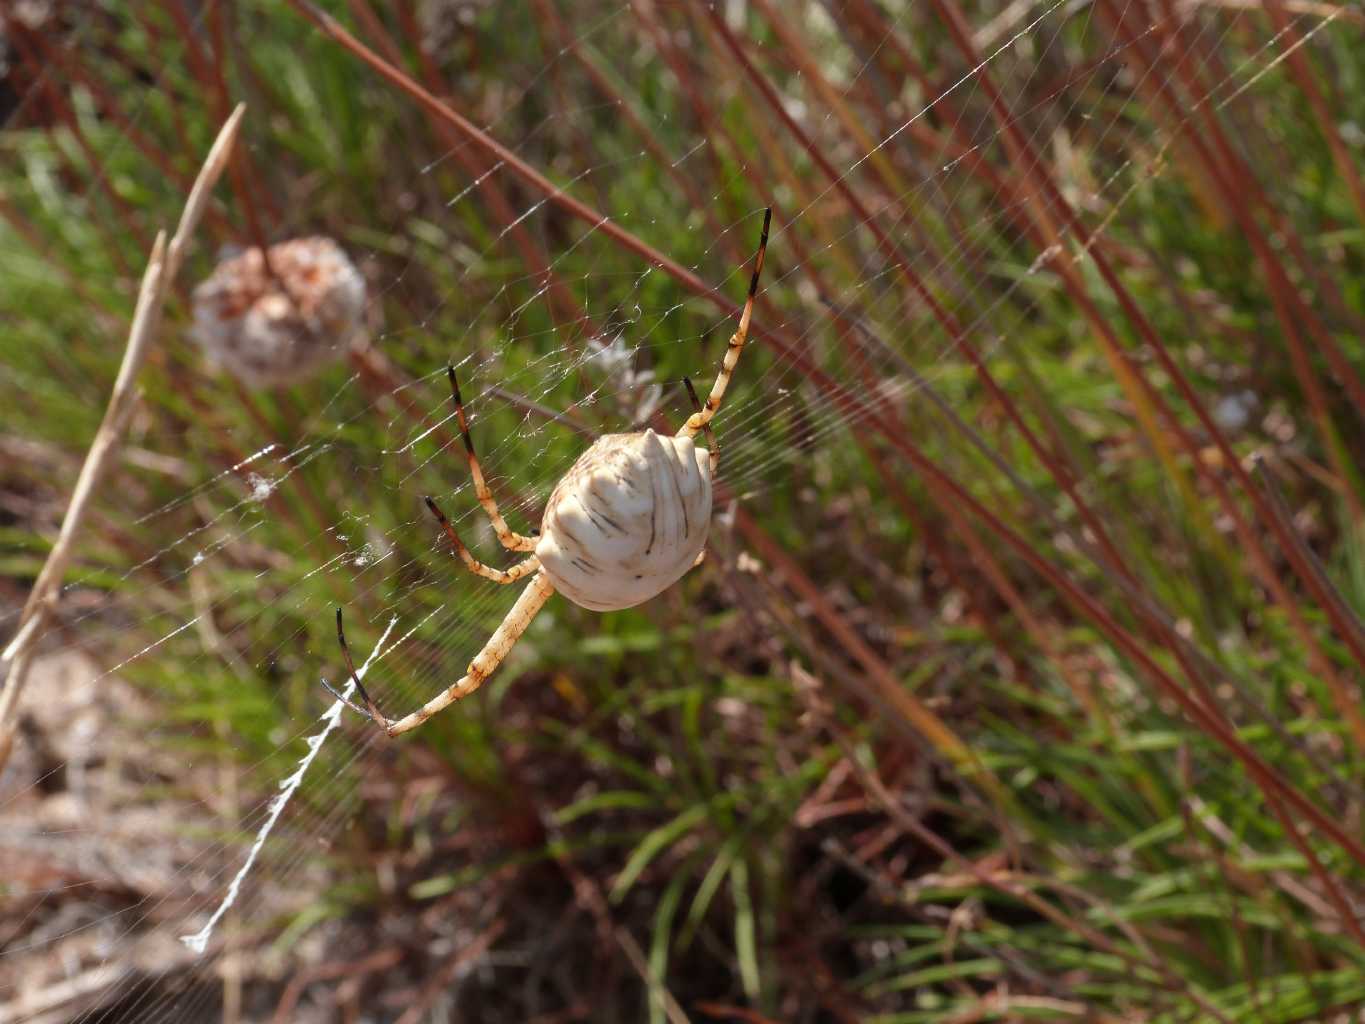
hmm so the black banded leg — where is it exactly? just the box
[682,376,718,475]
[323,608,394,734]
[383,573,556,736]
[447,366,537,553]
[424,496,541,584]
[680,207,771,440]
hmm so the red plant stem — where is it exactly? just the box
[641,10,1039,671]
[17,23,216,224]
[1155,0,1365,346]
[349,348,463,460]
[284,0,1365,869]
[1113,0,1365,520]
[377,0,598,341]
[159,0,215,94]
[628,0,746,228]
[130,7,196,166]
[1263,0,1365,222]
[925,0,1365,689]
[733,507,990,784]
[1263,789,1365,948]
[701,9,1143,595]
[656,62,979,628]
[847,311,1353,786]
[157,0,277,282]
[530,0,731,245]
[882,424,1365,871]
[803,687,1236,1021]
[833,309,1043,665]
[737,0,948,263]
[642,27,1040,690]
[2,21,143,279]
[1109,0,1365,414]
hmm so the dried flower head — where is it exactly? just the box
[190,237,366,388]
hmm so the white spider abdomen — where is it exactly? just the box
[536,429,712,611]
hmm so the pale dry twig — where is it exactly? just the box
[0,103,246,768]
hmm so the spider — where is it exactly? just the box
[328,208,771,737]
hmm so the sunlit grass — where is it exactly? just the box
[2,1,1364,1020]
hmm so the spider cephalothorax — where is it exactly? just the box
[330,208,770,737]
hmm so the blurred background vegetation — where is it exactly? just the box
[2,0,1365,1021]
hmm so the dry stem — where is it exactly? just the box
[0,103,245,768]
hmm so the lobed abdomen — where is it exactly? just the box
[536,430,712,611]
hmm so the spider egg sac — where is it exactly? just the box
[536,429,712,612]
[190,236,367,389]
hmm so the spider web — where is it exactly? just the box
[0,1,1350,1020]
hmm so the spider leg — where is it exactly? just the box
[678,380,711,570]
[681,376,718,474]
[424,496,541,584]
[329,608,395,733]
[383,572,556,736]
[447,366,537,553]
[680,206,770,440]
